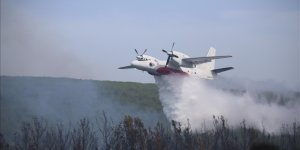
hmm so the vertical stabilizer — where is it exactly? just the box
[203,47,216,70]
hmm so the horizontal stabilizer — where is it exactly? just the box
[212,67,234,74]
[118,65,134,69]
[182,55,232,64]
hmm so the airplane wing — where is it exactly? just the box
[118,65,135,69]
[182,56,232,64]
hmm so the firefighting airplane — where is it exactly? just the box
[119,43,233,79]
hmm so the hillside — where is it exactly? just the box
[0,76,168,140]
[98,80,161,110]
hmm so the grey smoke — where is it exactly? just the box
[0,76,167,141]
[155,75,300,133]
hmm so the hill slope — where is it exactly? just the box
[0,76,167,140]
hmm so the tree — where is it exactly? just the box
[71,118,98,150]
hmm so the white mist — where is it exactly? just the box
[155,75,300,133]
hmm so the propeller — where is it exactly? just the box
[135,49,147,60]
[162,42,178,67]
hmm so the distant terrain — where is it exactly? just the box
[0,76,168,140]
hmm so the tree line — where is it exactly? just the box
[1,112,299,150]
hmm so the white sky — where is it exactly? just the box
[1,0,299,85]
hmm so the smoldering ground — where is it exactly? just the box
[155,75,300,133]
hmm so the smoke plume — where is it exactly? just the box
[155,75,300,133]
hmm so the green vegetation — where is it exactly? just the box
[0,76,162,111]
[97,80,162,111]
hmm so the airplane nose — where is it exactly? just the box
[131,60,147,70]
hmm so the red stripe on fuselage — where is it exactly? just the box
[156,67,188,75]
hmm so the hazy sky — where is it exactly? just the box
[1,0,299,85]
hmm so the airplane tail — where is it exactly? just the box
[207,47,234,75]
[194,47,233,78]
[200,47,216,70]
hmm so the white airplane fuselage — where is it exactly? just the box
[119,47,233,80]
[130,51,215,79]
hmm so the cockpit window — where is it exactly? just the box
[138,58,149,61]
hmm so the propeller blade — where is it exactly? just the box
[134,49,139,55]
[142,49,147,55]
[165,56,171,67]
[172,54,179,58]
[163,50,178,58]
[162,42,178,67]
[171,42,175,51]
